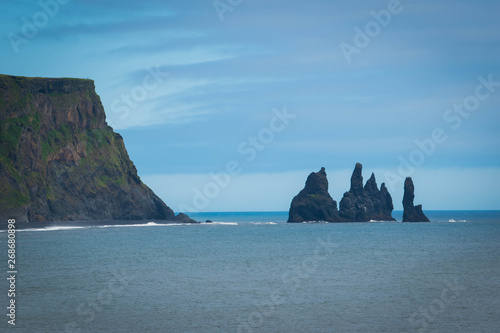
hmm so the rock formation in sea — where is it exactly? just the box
[402,177,430,222]
[338,163,396,222]
[287,164,396,223]
[287,167,340,222]
[0,74,195,223]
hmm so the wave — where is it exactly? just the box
[9,222,188,232]
[16,226,88,232]
[203,222,239,225]
[301,220,333,223]
[448,219,467,223]
[96,222,186,228]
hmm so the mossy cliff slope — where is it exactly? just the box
[0,74,187,223]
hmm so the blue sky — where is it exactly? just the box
[2,0,500,212]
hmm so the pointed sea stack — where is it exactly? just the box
[287,167,340,222]
[339,163,395,222]
[349,162,364,195]
[402,177,430,222]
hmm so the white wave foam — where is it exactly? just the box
[301,221,330,223]
[3,221,197,232]
[97,223,184,228]
[448,219,467,223]
[206,222,238,225]
[251,222,278,225]
[17,226,87,232]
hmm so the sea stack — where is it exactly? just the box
[402,177,430,222]
[287,167,340,222]
[338,163,395,222]
[0,74,195,223]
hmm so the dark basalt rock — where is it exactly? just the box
[176,213,199,224]
[379,183,395,220]
[0,74,194,223]
[287,167,340,222]
[338,163,395,222]
[350,163,364,196]
[402,177,430,222]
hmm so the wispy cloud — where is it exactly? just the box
[2,0,499,210]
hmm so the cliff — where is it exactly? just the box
[0,74,194,223]
[338,163,395,222]
[402,177,430,222]
[288,167,340,222]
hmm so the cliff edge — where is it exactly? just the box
[0,74,193,223]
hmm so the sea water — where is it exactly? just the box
[1,211,499,332]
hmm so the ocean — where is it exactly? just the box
[2,211,500,332]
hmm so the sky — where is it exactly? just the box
[1,0,499,212]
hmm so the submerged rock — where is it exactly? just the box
[402,177,430,222]
[338,163,395,222]
[287,167,340,222]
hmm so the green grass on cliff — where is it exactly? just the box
[0,113,41,157]
[0,187,30,208]
[1,125,21,153]
[0,75,126,214]
[1,123,129,208]
[49,91,87,109]
[0,155,22,183]
[41,124,73,161]
[0,157,30,208]
[0,124,22,157]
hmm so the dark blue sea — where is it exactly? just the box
[2,211,500,332]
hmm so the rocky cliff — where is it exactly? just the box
[0,74,194,223]
[338,163,395,222]
[402,177,430,222]
[288,167,340,222]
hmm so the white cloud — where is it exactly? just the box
[108,102,211,129]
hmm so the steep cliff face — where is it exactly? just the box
[338,163,395,222]
[288,167,340,222]
[0,74,192,223]
[402,177,430,222]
